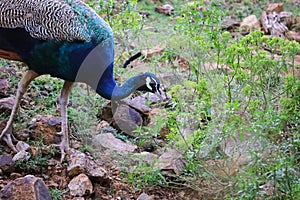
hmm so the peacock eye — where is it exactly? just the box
[145,76,153,91]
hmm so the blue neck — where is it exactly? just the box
[96,63,139,100]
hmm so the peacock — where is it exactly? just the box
[0,0,161,161]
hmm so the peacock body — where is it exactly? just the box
[0,0,161,161]
[0,0,123,98]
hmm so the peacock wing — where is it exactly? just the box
[0,0,91,42]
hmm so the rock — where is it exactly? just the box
[0,79,9,96]
[67,149,108,183]
[12,150,30,162]
[113,104,143,137]
[284,12,300,29]
[16,141,30,151]
[97,92,170,136]
[67,149,86,178]
[10,172,22,179]
[96,120,111,132]
[123,98,151,115]
[155,148,186,175]
[132,152,158,165]
[28,115,61,145]
[72,197,85,200]
[155,73,184,89]
[93,133,137,152]
[0,175,51,200]
[96,120,116,136]
[155,4,174,16]
[0,154,14,174]
[137,192,155,200]
[0,66,17,78]
[286,31,300,42]
[130,93,170,109]
[240,15,261,31]
[116,91,170,122]
[141,45,165,59]
[267,3,284,14]
[48,174,68,189]
[14,130,30,141]
[68,173,93,197]
[85,159,108,183]
[222,17,240,31]
[0,97,14,113]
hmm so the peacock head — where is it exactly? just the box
[135,72,161,95]
[96,66,161,100]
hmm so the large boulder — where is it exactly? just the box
[0,175,51,200]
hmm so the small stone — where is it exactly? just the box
[267,3,284,14]
[0,175,51,200]
[16,141,30,151]
[141,45,165,59]
[0,97,14,113]
[132,152,158,165]
[85,159,108,183]
[28,115,61,145]
[72,197,85,200]
[93,133,137,152]
[240,15,261,31]
[67,149,86,178]
[286,31,300,42]
[0,154,13,174]
[0,79,9,95]
[137,192,155,200]
[155,4,174,16]
[132,92,170,106]
[155,148,186,175]
[15,131,29,141]
[96,120,110,132]
[113,104,143,137]
[68,173,93,197]
[12,150,31,162]
[10,172,22,179]
[123,98,151,115]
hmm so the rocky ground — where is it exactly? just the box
[0,63,193,200]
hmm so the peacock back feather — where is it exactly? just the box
[0,0,160,100]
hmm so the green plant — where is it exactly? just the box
[79,144,92,153]
[171,1,300,198]
[14,155,49,173]
[50,188,67,200]
[125,162,166,189]
[14,140,54,173]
